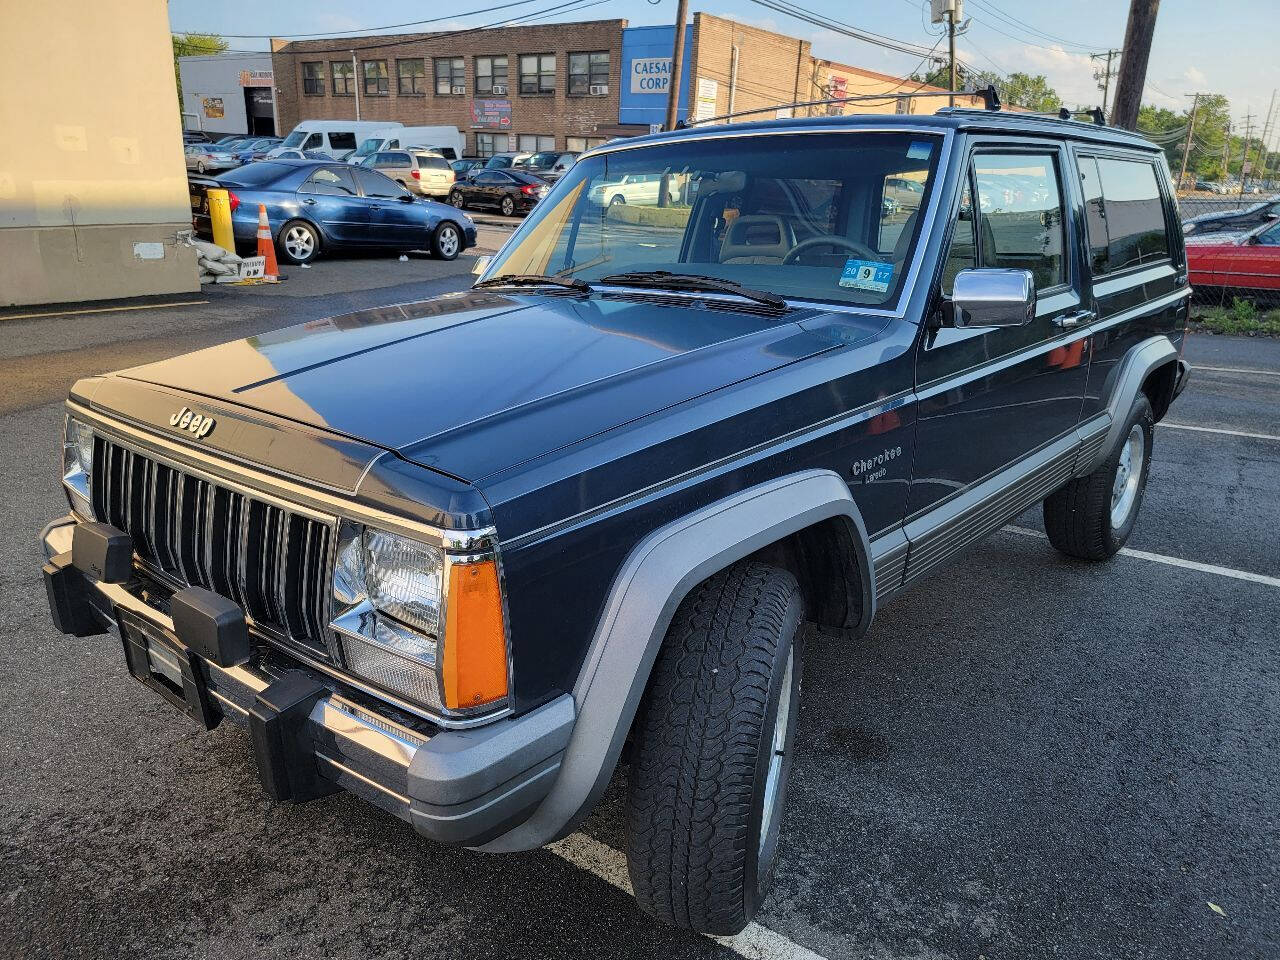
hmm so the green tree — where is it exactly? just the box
[172,33,228,107]
[909,66,1061,112]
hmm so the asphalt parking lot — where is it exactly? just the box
[2,258,1277,959]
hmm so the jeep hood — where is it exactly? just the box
[114,291,847,482]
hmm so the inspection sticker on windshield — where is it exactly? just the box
[839,259,893,292]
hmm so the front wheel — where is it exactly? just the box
[609,194,626,207]
[1044,392,1154,559]
[626,561,805,936]
[432,221,462,261]
[499,195,515,217]
[196,161,206,174]
[276,219,320,265]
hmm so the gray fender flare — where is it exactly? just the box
[1080,335,1178,475]
[478,468,873,852]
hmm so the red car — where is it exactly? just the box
[1187,220,1280,293]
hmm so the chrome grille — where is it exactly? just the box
[92,436,334,658]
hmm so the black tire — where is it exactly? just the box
[275,219,320,265]
[449,190,466,209]
[609,194,626,206]
[500,195,516,217]
[626,561,805,936]
[1044,392,1154,560]
[432,221,462,261]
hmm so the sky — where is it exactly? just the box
[169,0,1279,131]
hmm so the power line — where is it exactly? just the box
[965,0,1101,50]
[745,0,942,60]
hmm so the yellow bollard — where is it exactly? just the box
[206,188,235,252]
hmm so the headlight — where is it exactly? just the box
[62,416,95,519]
[330,521,509,717]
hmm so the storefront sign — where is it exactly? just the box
[693,77,718,121]
[470,99,512,129]
[239,70,274,87]
[201,97,224,119]
[630,57,673,94]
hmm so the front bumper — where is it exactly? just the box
[41,516,573,848]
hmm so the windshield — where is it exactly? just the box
[352,138,382,158]
[482,131,942,309]
[281,130,307,148]
[526,151,560,170]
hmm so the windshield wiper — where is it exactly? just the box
[473,274,590,293]
[596,271,788,310]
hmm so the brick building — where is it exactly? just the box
[270,13,989,159]
[271,20,635,158]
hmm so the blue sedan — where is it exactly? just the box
[190,160,477,263]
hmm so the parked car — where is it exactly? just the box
[232,137,282,164]
[271,121,396,160]
[588,172,664,206]
[522,150,579,181]
[42,111,1190,940]
[348,126,465,164]
[268,149,331,161]
[1183,195,1280,236]
[483,151,533,170]
[188,160,475,263]
[452,158,484,176]
[448,168,548,216]
[184,143,238,174]
[1186,219,1280,294]
[358,149,455,199]
[183,131,211,144]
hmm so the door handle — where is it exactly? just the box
[301,198,317,205]
[1053,309,1096,329]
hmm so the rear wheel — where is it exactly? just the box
[626,561,805,936]
[196,160,206,174]
[1044,392,1154,560]
[432,221,462,261]
[500,195,516,217]
[449,190,466,209]
[276,219,320,265]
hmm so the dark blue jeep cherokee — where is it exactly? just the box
[42,110,1190,935]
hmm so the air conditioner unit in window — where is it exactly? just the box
[491,84,507,95]
[589,84,609,96]
[451,85,466,95]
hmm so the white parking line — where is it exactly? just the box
[549,833,828,960]
[1004,526,1280,589]
[1159,422,1280,442]
[1195,365,1280,378]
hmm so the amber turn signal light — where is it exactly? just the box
[443,559,509,710]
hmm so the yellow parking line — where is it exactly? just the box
[1,300,209,322]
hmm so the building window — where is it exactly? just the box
[435,57,465,95]
[519,54,556,95]
[302,62,325,96]
[475,132,510,158]
[363,60,389,96]
[331,60,355,96]
[566,136,609,152]
[397,58,426,95]
[475,55,509,95]
[517,134,556,152]
[568,52,610,96]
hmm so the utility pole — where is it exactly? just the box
[663,0,689,132]
[1111,0,1160,130]
[1222,121,1232,181]
[351,50,361,122]
[1239,110,1256,197]
[947,7,958,108]
[1177,92,1200,192]
[1248,90,1277,193]
[1091,49,1121,119]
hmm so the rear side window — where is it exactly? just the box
[383,152,412,165]
[1082,156,1170,274]
[328,131,357,151]
[299,167,358,196]
[972,152,1066,291]
[417,155,450,171]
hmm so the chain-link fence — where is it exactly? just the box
[1176,189,1280,326]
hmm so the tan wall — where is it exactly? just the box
[0,3,197,306]
[690,14,811,122]
[272,20,629,154]
[814,62,988,116]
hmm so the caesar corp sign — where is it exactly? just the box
[631,57,673,95]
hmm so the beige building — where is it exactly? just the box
[0,4,197,307]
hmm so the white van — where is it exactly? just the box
[270,121,400,160]
[348,126,466,164]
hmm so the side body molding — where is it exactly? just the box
[480,469,874,852]
[1079,335,1179,475]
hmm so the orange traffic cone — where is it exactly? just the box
[256,204,280,279]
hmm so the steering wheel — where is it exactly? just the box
[781,235,879,264]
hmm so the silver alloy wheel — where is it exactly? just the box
[437,225,459,258]
[758,645,796,856]
[284,224,315,261]
[501,196,515,216]
[1110,423,1145,529]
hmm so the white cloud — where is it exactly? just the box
[1010,44,1101,107]
[1184,66,1207,86]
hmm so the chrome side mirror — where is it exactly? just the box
[948,268,1036,328]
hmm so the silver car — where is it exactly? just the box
[184,144,238,174]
